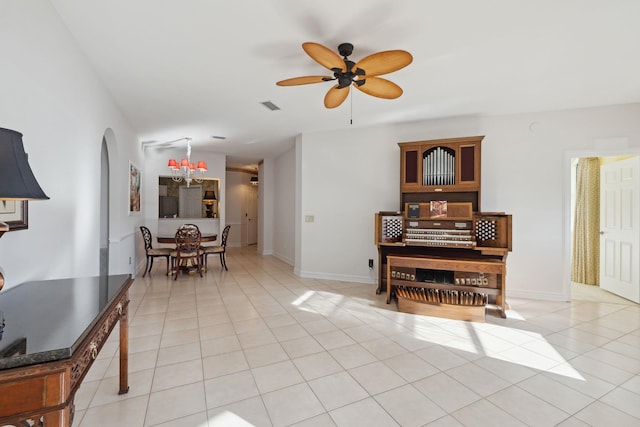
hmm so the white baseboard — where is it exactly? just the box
[507,289,570,302]
[295,269,376,285]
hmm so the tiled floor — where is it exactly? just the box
[73,247,640,426]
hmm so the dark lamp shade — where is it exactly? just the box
[203,190,216,202]
[0,128,49,200]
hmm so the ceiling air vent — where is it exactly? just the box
[261,101,280,111]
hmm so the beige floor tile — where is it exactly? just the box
[251,360,305,393]
[290,413,337,427]
[301,318,339,335]
[517,374,594,414]
[161,328,200,347]
[79,395,149,427]
[471,356,537,383]
[151,358,203,392]
[574,400,640,426]
[244,342,289,368]
[105,349,158,378]
[162,316,199,333]
[413,372,481,413]
[424,415,465,426]
[293,351,343,381]
[199,322,236,340]
[600,386,640,419]
[329,397,399,427]
[271,323,309,341]
[130,334,162,354]
[312,329,356,350]
[383,352,439,382]
[237,328,278,349]
[621,375,640,394]
[207,396,271,427]
[262,383,325,427]
[413,344,469,370]
[202,350,249,379]
[90,368,154,407]
[74,380,100,411]
[308,371,368,410]
[488,385,570,425]
[348,361,406,395]
[445,362,511,397]
[329,343,377,369]
[361,337,409,360]
[376,383,446,426]
[145,382,207,426]
[543,367,617,399]
[204,370,260,408]
[150,411,208,427]
[451,399,526,426]
[201,334,242,357]
[263,312,299,328]
[156,340,201,366]
[280,336,324,358]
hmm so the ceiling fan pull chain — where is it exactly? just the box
[350,91,353,125]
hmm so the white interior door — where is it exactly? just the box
[600,156,640,303]
[246,184,258,245]
[179,185,202,218]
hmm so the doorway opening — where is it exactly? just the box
[567,150,640,304]
[100,137,110,278]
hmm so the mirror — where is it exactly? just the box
[158,177,220,218]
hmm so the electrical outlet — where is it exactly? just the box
[368,259,374,269]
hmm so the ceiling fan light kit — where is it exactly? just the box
[277,42,412,108]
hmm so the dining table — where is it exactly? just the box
[156,233,217,275]
[157,233,217,244]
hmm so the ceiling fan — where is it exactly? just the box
[276,42,413,109]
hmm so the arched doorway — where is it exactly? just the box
[100,137,110,277]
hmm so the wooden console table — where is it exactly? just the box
[0,275,133,426]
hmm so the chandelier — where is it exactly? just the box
[167,138,207,187]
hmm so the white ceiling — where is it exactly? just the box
[50,0,640,168]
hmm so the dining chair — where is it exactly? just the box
[171,224,203,279]
[139,226,172,277]
[202,225,230,271]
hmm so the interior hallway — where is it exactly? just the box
[73,246,640,426]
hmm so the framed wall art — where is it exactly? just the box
[129,161,141,214]
[0,200,28,231]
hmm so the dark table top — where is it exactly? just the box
[0,274,132,370]
[157,234,217,244]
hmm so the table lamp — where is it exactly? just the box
[202,190,216,218]
[0,127,49,289]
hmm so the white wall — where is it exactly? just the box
[0,1,141,289]
[225,170,245,247]
[271,148,295,265]
[257,160,274,256]
[294,104,640,301]
[296,125,399,283]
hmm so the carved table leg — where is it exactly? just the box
[118,294,130,395]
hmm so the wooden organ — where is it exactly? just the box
[375,136,512,321]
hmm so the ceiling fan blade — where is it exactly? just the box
[324,84,350,108]
[354,76,403,99]
[276,76,332,86]
[354,50,413,77]
[302,42,346,72]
